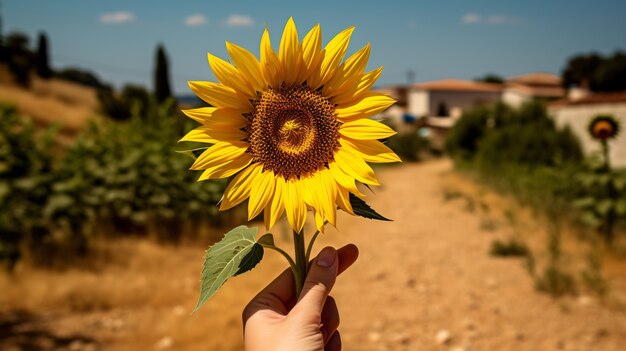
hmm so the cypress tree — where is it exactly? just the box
[36,32,52,79]
[154,44,172,103]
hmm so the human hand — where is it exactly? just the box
[243,244,359,351]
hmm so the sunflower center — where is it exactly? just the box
[593,120,614,139]
[248,84,340,179]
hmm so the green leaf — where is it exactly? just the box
[235,243,264,275]
[195,225,262,312]
[595,199,613,216]
[175,147,209,160]
[349,193,391,221]
[615,200,626,216]
[572,197,595,209]
[257,233,275,246]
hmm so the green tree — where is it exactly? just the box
[475,73,504,84]
[6,32,32,87]
[562,51,626,92]
[154,44,172,103]
[36,32,52,79]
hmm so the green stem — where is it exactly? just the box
[305,221,328,264]
[262,244,297,273]
[305,230,320,264]
[293,229,307,297]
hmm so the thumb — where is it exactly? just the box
[292,246,338,317]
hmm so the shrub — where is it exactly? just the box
[0,101,234,269]
[385,131,428,162]
[489,238,529,257]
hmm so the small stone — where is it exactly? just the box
[69,340,84,351]
[485,277,497,288]
[172,305,186,316]
[463,318,475,330]
[391,332,411,345]
[368,332,382,342]
[436,329,452,345]
[155,337,174,350]
[577,295,594,307]
[406,279,416,288]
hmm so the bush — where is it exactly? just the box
[490,238,529,257]
[476,123,583,169]
[55,67,106,89]
[385,131,428,162]
[0,102,234,269]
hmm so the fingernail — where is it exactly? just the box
[317,247,336,267]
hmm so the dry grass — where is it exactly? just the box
[1,161,626,351]
[0,76,99,135]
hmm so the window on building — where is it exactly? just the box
[436,102,449,117]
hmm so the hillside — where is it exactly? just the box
[0,68,99,136]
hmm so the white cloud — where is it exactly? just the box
[185,14,208,27]
[461,13,482,24]
[461,13,522,25]
[100,11,135,24]
[485,15,522,25]
[224,14,254,27]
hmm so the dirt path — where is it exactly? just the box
[325,159,626,351]
[2,159,625,351]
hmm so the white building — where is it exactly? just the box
[378,73,566,149]
[549,92,626,168]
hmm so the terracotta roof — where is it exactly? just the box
[505,83,565,98]
[506,72,561,86]
[550,91,626,107]
[412,79,502,93]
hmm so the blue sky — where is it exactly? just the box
[4,0,626,94]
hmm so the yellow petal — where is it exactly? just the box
[333,148,379,186]
[302,24,323,81]
[279,17,302,85]
[335,93,396,121]
[226,42,265,92]
[340,137,401,163]
[315,210,325,232]
[179,126,246,144]
[182,107,247,129]
[339,118,397,140]
[260,27,283,88]
[328,161,365,197]
[334,67,383,105]
[318,169,337,226]
[325,43,370,96]
[191,141,249,170]
[284,179,306,233]
[220,163,262,211]
[336,185,355,215]
[208,53,256,98]
[317,26,355,88]
[248,169,276,220]
[198,155,253,181]
[264,177,285,230]
[188,81,251,110]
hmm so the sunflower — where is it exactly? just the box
[181,18,400,233]
[588,114,620,141]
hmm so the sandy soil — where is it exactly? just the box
[1,159,625,351]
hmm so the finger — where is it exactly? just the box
[295,246,338,316]
[321,296,340,344]
[336,244,359,275]
[257,244,359,308]
[325,330,342,351]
